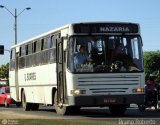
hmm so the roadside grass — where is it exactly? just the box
[1,119,118,125]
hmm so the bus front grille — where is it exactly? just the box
[76,75,140,94]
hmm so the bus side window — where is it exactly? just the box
[50,35,56,48]
[25,43,32,67]
[49,35,56,63]
[41,38,48,51]
[32,41,41,66]
[41,37,48,64]
[47,37,51,48]
[28,43,32,55]
[32,41,37,53]
[11,49,15,60]
[41,39,44,51]
[36,40,41,52]
[10,49,16,71]
[19,45,25,69]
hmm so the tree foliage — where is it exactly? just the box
[144,51,160,83]
[0,63,9,79]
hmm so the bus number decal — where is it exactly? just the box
[24,72,36,81]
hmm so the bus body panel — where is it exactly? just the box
[10,63,57,104]
[66,71,144,106]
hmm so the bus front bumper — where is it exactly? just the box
[68,94,144,106]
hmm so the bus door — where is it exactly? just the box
[15,51,19,100]
[56,37,67,104]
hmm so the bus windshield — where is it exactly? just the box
[67,35,143,73]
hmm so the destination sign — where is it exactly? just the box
[73,23,139,33]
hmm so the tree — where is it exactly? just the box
[0,63,9,79]
[144,51,160,83]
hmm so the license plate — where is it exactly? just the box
[104,98,116,103]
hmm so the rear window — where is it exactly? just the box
[6,87,10,93]
[0,87,10,93]
[0,88,2,94]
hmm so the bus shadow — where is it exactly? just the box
[79,108,160,118]
[37,106,160,118]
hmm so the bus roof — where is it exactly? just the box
[11,24,71,48]
[11,21,140,49]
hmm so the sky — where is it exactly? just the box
[0,0,160,65]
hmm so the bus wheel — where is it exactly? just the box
[54,91,69,115]
[22,91,31,111]
[109,105,127,116]
[155,103,159,111]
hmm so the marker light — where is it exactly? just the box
[71,89,86,95]
[132,88,144,93]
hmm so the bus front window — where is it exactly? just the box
[67,36,143,73]
[108,36,143,72]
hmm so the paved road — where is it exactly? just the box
[1,104,160,119]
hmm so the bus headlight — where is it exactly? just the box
[132,88,144,93]
[71,89,86,95]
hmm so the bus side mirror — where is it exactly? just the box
[0,45,4,55]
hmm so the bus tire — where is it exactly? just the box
[109,105,127,116]
[22,91,31,111]
[54,91,69,115]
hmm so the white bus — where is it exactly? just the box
[9,22,145,115]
